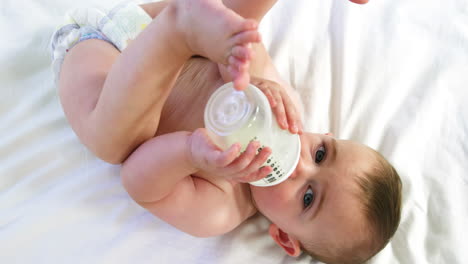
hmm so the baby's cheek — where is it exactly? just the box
[265,185,292,209]
[252,186,283,213]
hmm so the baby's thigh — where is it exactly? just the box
[59,39,119,133]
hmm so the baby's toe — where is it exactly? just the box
[240,19,258,31]
[231,45,254,61]
[228,56,248,71]
[233,70,250,91]
[231,30,261,46]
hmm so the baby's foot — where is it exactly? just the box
[173,0,261,90]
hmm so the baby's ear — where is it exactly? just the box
[268,224,302,257]
[325,132,334,137]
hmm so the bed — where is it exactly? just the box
[1,0,467,263]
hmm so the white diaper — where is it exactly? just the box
[50,1,152,82]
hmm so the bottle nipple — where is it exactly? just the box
[205,84,254,136]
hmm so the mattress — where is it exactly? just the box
[1,0,467,263]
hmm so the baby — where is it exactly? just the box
[51,0,401,263]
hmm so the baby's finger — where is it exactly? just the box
[281,92,300,134]
[237,165,272,183]
[250,166,274,182]
[253,81,275,106]
[239,146,272,176]
[214,143,241,167]
[272,98,288,130]
[225,141,260,174]
[261,88,277,107]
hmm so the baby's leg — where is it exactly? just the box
[59,0,260,163]
[141,0,266,89]
[174,0,261,89]
[223,0,277,21]
[217,0,278,81]
[218,0,304,130]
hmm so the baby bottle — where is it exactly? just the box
[204,82,301,187]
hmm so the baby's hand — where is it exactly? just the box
[188,128,273,183]
[251,77,303,134]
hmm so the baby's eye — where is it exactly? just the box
[303,187,315,208]
[315,145,326,163]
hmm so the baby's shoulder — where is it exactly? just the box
[193,174,258,220]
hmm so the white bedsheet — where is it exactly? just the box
[1,0,467,263]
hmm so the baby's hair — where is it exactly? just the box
[302,148,402,264]
[356,149,402,252]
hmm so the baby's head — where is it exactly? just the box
[250,133,402,264]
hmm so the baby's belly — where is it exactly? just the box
[156,57,225,135]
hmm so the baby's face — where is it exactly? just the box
[250,133,375,251]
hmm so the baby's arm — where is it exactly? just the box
[121,131,240,237]
[121,129,268,237]
[121,132,196,203]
